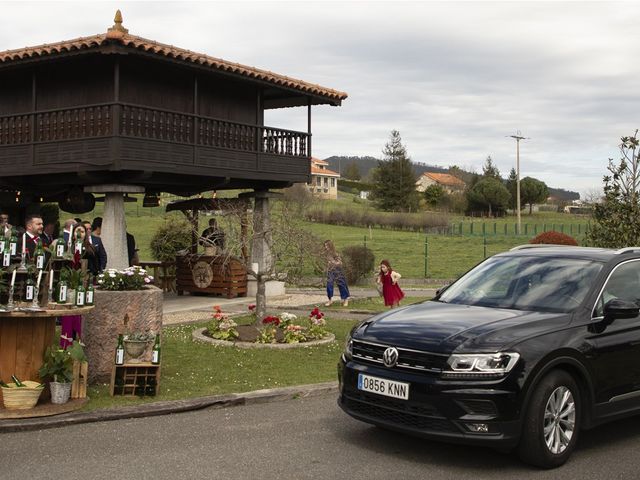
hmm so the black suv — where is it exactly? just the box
[338,246,640,468]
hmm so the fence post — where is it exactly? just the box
[493,223,497,235]
[504,224,507,235]
[470,222,474,235]
[483,234,487,259]
[560,224,564,233]
[543,223,546,232]
[424,236,428,278]
[525,224,528,236]
[459,222,463,235]
[364,235,367,249]
[482,223,486,236]
[534,224,538,235]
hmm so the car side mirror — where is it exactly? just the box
[604,299,640,320]
[435,284,450,297]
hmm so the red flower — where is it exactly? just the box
[262,315,281,326]
[213,305,222,313]
[309,307,324,320]
[248,304,256,311]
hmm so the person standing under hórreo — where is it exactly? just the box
[323,240,350,307]
[376,259,405,308]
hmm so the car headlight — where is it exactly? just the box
[343,335,353,360]
[443,352,520,378]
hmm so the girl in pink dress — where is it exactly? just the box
[376,259,405,308]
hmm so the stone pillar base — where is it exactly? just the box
[84,286,163,383]
[247,280,286,297]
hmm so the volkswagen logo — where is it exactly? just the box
[382,347,399,368]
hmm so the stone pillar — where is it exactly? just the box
[251,193,273,275]
[85,185,144,270]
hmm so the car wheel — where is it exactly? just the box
[518,370,580,469]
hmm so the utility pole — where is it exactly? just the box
[508,132,528,235]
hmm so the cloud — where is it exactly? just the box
[2,0,638,196]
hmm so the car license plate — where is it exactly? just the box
[358,373,409,400]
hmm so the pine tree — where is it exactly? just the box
[482,156,501,179]
[370,130,419,211]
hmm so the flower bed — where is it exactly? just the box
[196,305,335,348]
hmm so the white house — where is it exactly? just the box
[309,158,340,199]
[415,172,466,193]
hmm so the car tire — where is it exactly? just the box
[517,369,580,469]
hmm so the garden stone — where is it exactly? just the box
[84,286,162,383]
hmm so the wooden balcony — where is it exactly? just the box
[0,103,311,193]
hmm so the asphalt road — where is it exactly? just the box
[2,393,639,480]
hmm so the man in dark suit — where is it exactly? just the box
[82,220,107,271]
[23,214,44,257]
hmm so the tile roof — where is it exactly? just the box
[419,172,466,187]
[311,157,329,166]
[311,165,340,177]
[0,11,348,105]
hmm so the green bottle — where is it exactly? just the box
[55,231,65,258]
[2,238,10,267]
[11,374,25,387]
[34,238,46,269]
[25,275,35,301]
[9,228,17,256]
[85,276,94,305]
[57,279,68,304]
[151,334,161,365]
[75,281,85,306]
[0,378,9,388]
[115,334,125,365]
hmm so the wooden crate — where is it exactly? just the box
[71,361,88,399]
[176,255,247,298]
[110,363,160,397]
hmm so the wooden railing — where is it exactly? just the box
[0,103,310,157]
[36,105,111,142]
[0,115,30,145]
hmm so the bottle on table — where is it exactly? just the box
[115,334,125,365]
[34,238,46,270]
[25,275,35,301]
[75,281,85,306]
[9,228,17,256]
[57,279,68,304]
[2,239,10,267]
[85,276,94,306]
[55,231,65,258]
[151,334,161,365]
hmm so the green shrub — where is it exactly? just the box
[150,217,193,262]
[342,245,375,284]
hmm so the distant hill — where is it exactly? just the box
[324,156,448,180]
[324,156,580,200]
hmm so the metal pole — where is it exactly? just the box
[424,236,428,278]
[509,133,528,235]
[516,137,521,235]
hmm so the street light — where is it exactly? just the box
[508,131,529,235]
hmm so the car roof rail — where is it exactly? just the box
[509,244,572,251]
[614,247,640,255]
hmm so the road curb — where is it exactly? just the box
[0,381,338,433]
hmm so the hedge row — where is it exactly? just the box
[306,209,450,232]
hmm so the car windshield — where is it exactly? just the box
[438,255,603,313]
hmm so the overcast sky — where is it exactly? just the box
[2,1,636,196]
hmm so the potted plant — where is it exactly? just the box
[123,332,154,361]
[60,267,84,303]
[38,339,86,404]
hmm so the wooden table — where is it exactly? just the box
[138,260,176,292]
[0,305,93,408]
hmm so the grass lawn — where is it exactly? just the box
[83,316,358,411]
[322,296,432,313]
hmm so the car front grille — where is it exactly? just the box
[342,392,459,433]
[352,339,447,373]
